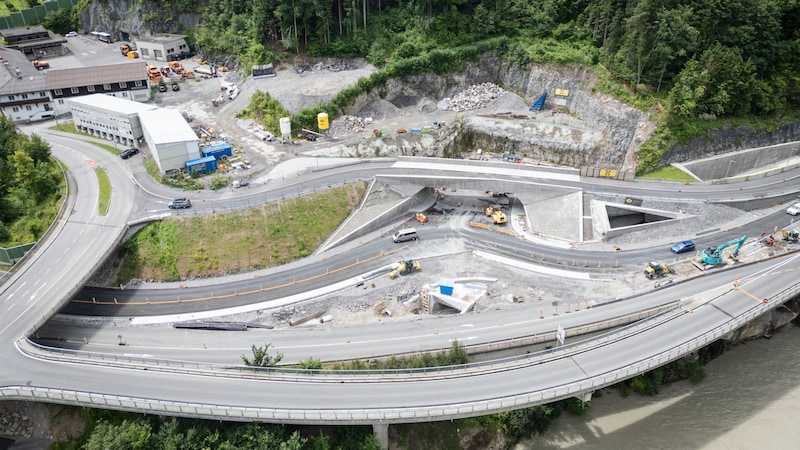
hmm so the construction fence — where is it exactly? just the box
[0,0,78,30]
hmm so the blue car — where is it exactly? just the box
[671,240,695,254]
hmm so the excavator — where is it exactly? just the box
[775,229,799,243]
[701,236,747,265]
[644,261,671,279]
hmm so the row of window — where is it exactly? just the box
[7,92,48,101]
[52,80,143,96]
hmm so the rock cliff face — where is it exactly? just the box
[79,0,201,42]
[345,55,654,169]
[662,122,800,165]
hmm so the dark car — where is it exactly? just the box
[120,148,139,159]
[671,240,696,254]
[168,198,192,209]
[171,80,180,91]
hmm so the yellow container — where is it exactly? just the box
[317,112,329,130]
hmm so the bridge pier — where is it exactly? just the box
[575,391,594,403]
[373,422,389,449]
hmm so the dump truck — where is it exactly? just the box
[389,259,421,279]
[644,261,671,279]
[120,43,135,56]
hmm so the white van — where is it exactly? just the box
[392,228,418,243]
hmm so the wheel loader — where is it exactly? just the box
[644,261,671,279]
[389,259,421,279]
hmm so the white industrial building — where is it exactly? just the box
[68,94,157,147]
[139,108,199,174]
[134,34,190,61]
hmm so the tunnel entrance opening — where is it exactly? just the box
[605,205,673,229]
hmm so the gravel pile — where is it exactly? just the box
[357,99,401,120]
[328,114,370,138]
[487,91,531,114]
[443,82,506,112]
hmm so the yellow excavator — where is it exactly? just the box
[644,261,671,279]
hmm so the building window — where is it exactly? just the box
[25,105,32,111]
[54,89,62,96]
[58,99,64,104]
[134,80,142,87]
[154,49,163,59]
[21,93,28,99]
[12,107,19,112]
[140,48,149,57]
[7,95,14,100]
[88,86,95,92]
[104,84,111,90]
[119,82,127,88]
[39,92,46,97]
[71,87,79,94]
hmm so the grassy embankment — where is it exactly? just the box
[95,168,110,215]
[115,182,366,284]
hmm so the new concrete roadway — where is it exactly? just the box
[2,129,800,447]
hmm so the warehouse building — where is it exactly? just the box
[139,108,199,174]
[134,34,191,62]
[67,94,157,147]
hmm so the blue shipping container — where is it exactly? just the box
[202,141,233,159]
[186,155,218,174]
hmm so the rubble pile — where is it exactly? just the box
[293,61,360,74]
[328,114,369,138]
[443,83,506,112]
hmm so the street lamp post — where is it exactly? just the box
[725,160,736,179]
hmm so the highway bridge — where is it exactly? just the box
[1,130,799,447]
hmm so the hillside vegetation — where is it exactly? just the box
[190,0,800,172]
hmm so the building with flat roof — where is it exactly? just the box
[68,94,157,147]
[0,25,67,59]
[0,47,53,122]
[139,108,199,173]
[47,61,150,116]
[134,34,190,61]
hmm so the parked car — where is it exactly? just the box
[787,203,800,216]
[670,240,696,254]
[168,198,192,209]
[120,148,139,159]
[171,80,180,91]
[65,31,78,38]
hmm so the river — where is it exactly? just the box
[517,325,800,449]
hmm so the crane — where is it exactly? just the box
[701,236,747,265]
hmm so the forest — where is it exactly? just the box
[0,116,63,247]
[190,0,800,124]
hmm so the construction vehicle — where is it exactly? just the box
[147,65,161,83]
[491,209,507,224]
[388,259,421,279]
[701,236,747,265]
[32,59,49,70]
[120,43,135,56]
[775,229,799,242]
[644,261,671,279]
[485,205,507,224]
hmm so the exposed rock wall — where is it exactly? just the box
[80,0,201,42]
[345,55,653,170]
[662,122,800,165]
